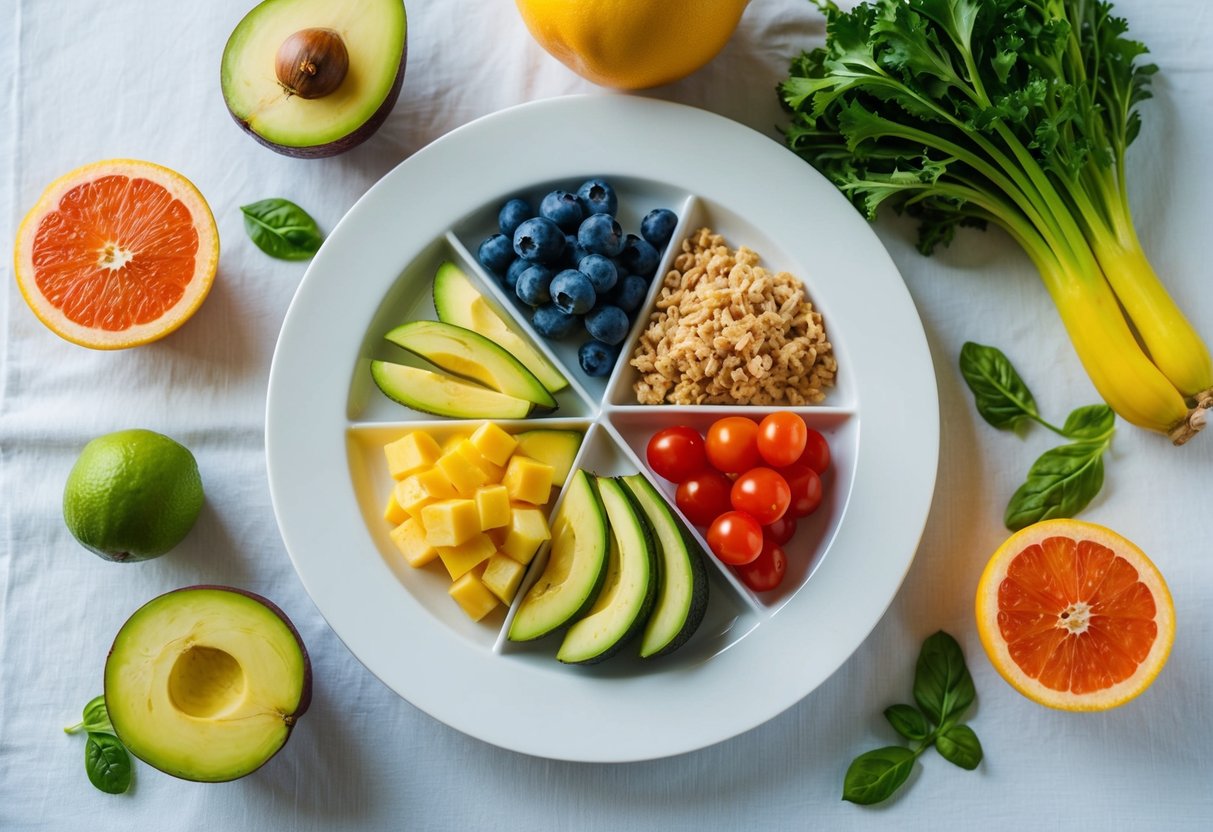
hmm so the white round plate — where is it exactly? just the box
[266,95,938,762]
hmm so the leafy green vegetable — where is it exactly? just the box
[1004,438,1110,529]
[1060,403,1116,440]
[85,732,133,795]
[843,632,981,805]
[64,695,113,735]
[958,342,1042,431]
[241,198,324,260]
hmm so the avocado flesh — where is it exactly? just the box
[221,0,406,150]
[384,320,557,411]
[104,587,310,783]
[513,430,583,486]
[370,360,533,419]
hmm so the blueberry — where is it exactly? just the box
[531,303,580,339]
[550,269,596,315]
[504,257,530,292]
[513,217,566,264]
[498,198,532,237]
[584,305,630,346]
[618,234,660,277]
[539,190,585,232]
[613,274,649,314]
[563,234,589,268]
[641,208,678,247]
[579,339,619,377]
[515,265,553,307]
[577,214,624,257]
[478,233,515,275]
[578,254,618,293]
[577,178,618,216]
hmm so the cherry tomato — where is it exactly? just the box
[780,463,824,517]
[796,428,831,474]
[757,412,808,468]
[706,511,763,565]
[646,426,707,483]
[735,538,787,592]
[705,417,760,474]
[675,470,733,527]
[729,467,791,525]
[764,515,798,546]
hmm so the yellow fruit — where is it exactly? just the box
[975,519,1174,711]
[514,0,750,89]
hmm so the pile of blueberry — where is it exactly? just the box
[476,178,678,378]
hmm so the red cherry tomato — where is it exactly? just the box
[706,511,763,565]
[735,538,787,592]
[757,412,808,468]
[646,426,707,483]
[781,463,824,517]
[675,470,733,527]
[705,417,760,474]
[796,428,831,474]
[729,467,791,525]
[764,515,798,546]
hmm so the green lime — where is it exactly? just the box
[63,429,204,562]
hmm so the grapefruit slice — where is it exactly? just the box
[14,159,219,349]
[975,519,1174,711]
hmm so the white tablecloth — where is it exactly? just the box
[2,1,1210,829]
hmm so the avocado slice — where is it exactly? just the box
[621,475,710,658]
[432,262,568,393]
[370,360,533,419]
[104,586,311,782]
[557,477,658,665]
[220,0,407,158]
[384,320,557,412]
[508,470,608,642]
[513,430,583,486]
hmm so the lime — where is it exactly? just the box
[63,429,204,562]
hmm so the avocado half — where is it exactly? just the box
[220,0,408,158]
[104,586,312,782]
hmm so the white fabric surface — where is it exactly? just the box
[2,1,1211,829]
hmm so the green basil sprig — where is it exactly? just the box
[959,342,1116,531]
[843,632,982,805]
[66,695,133,794]
[240,198,324,260]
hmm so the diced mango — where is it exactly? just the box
[501,507,550,565]
[502,455,555,505]
[448,571,500,621]
[487,526,509,548]
[384,431,442,480]
[395,468,457,517]
[455,439,505,483]
[389,517,438,567]
[441,432,467,454]
[481,554,525,604]
[469,422,518,467]
[436,447,489,497]
[436,532,496,580]
[383,491,408,525]
[422,499,481,548]
[475,484,511,530]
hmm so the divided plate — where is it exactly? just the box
[266,95,939,762]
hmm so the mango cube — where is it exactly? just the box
[421,499,481,548]
[502,456,555,505]
[448,571,500,621]
[441,432,467,454]
[501,507,550,565]
[469,422,518,467]
[475,484,511,530]
[481,554,525,604]
[395,468,457,517]
[384,431,442,480]
[436,532,496,580]
[455,439,505,483]
[436,447,489,496]
[389,517,438,567]
[383,492,408,525]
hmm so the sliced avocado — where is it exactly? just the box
[104,586,311,782]
[508,470,607,642]
[513,430,583,486]
[384,320,556,412]
[557,477,657,665]
[432,262,568,393]
[621,474,709,658]
[370,360,532,419]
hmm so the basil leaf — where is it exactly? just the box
[842,746,917,805]
[1060,404,1115,441]
[85,733,132,794]
[1003,441,1106,531]
[913,631,975,726]
[240,198,323,261]
[935,724,983,770]
[65,694,113,734]
[958,342,1039,430]
[883,704,929,741]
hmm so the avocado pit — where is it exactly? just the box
[275,27,348,99]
